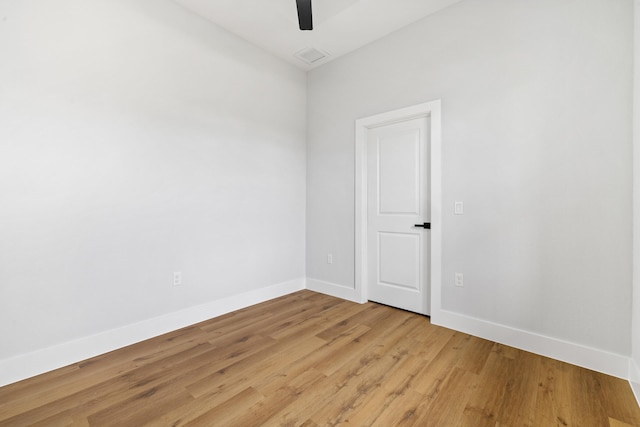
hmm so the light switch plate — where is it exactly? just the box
[455,272,464,287]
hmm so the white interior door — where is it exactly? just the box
[366,116,430,315]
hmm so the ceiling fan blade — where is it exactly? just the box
[296,0,313,31]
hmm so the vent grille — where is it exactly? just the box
[294,47,329,65]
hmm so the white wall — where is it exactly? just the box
[0,0,306,370]
[631,0,640,398]
[307,0,633,361]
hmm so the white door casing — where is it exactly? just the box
[355,100,442,316]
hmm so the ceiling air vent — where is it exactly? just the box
[294,47,329,65]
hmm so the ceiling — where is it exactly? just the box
[173,0,462,71]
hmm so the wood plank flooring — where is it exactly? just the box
[1,290,639,426]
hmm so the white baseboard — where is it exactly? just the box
[306,281,631,381]
[306,278,364,303]
[431,308,630,380]
[2,278,634,391]
[630,358,640,405]
[0,278,305,388]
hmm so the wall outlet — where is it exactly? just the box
[327,254,333,264]
[173,272,182,286]
[455,272,464,287]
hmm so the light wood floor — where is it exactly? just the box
[1,290,639,426]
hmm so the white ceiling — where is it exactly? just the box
[173,0,462,71]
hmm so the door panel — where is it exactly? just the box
[378,132,420,214]
[367,117,430,315]
[378,232,420,290]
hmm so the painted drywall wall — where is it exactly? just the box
[631,0,640,398]
[0,0,306,361]
[307,0,633,356]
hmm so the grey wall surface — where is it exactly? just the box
[0,0,307,360]
[632,0,640,379]
[307,0,633,355]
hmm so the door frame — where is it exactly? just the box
[354,100,442,315]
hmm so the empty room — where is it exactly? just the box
[1,0,640,425]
